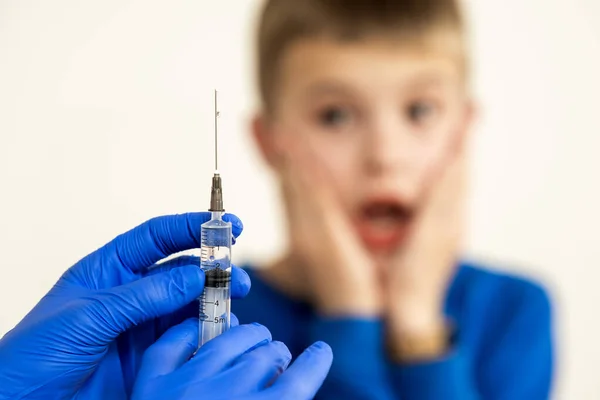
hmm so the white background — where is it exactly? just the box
[0,0,599,398]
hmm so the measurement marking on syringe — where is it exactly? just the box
[203,317,227,324]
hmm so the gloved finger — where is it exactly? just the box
[136,318,199,381]
[222,213,244,238]
[217,341,292,395]
[231,312,240,327]
[91,212,244,274]
[181,323,272,380]
[146,258,251,299]
[87,266,204,344]
[136,260,249,342]
[231,267,251,299]
[265,341,333,400]
[147,255,201,272]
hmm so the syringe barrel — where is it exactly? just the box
[198,211,232,348]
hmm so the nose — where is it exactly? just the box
[363,118,412,177]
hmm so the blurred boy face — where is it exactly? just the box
[254,37,471,258]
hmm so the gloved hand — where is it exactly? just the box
[132,321,333,400]
[0,212,249,400]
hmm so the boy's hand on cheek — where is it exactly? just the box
[386,151,466,360]
[280,135,382,317]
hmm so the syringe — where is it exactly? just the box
[198,90,232,348]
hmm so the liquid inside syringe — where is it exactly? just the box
[199,211,232,346]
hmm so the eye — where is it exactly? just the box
[406,101,437,125]
[318,106,352,127]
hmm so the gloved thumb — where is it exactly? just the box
[84,266,204,345]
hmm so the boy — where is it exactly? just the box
[234,0,553,398]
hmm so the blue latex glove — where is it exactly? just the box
[132,321,333,400]
[0,212,249,400]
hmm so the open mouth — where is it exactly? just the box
[355,199,414,252]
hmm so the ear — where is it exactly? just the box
[251,113,280,168]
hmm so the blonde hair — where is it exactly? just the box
[256,0,467,111]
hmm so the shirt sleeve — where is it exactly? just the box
[477,282,554,399]
[387,281,553,400]
[308,317,397,400]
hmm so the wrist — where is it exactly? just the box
[386,306,450,362]
[315,292,383,317]
[314,282,383,317]
[389,308,445,335]
[386,319,450,363]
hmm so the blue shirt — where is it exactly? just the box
[233,261,553,399]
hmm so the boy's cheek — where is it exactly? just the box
[416,143,452,194]
[308,137,358,178]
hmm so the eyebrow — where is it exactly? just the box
[304,73,449,94]
[300,71,453,103]
[303,81,355,97]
